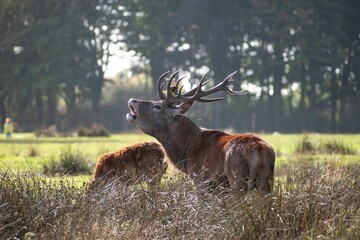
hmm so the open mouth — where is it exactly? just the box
[126,102,138,122]
[130,105,137,116]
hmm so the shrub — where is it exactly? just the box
[321,140,356,155]
[34,125,58,137]
[43,146,92,175]
[26,146,39,157]
[77,124,110,137]
[295,135,316,154]
[295,136,355,155]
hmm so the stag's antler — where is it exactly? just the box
[157,70,247,106]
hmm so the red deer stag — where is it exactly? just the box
[87,142,167,191]
[126,70,275,193]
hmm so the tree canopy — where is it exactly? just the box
[0,0,359,132]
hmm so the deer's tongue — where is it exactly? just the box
[131,107,137,115]
[126,106,138,122]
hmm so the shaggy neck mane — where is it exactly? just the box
[154,115,201,173]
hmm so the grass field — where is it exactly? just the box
[1,133,360,239]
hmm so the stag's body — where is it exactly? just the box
[127,70,275,193]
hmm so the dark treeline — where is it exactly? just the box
[0,0,359,133]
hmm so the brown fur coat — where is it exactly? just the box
[87,142,167,190]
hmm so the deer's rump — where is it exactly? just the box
[186,132,275,192]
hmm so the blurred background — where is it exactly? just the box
[0,0,359,134]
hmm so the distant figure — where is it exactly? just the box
[4,117,14,138]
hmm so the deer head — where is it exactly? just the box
[126,70,247,136]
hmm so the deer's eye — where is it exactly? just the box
[152,104,162,110]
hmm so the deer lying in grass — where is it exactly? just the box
[126,70,275,193]
[87,142,167,191]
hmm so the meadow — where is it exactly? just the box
[1,133,360,239]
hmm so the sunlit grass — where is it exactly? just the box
[0,133,156,173]
[0,133,360,239]
[1,133,359,174]
[259,133,360,156]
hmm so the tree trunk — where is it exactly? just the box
[0,94,6,130]
[350,47,360,132]
[46,88,57,127]
[90,75,103,124]
[66,87,77,129]
[299,61,306,131]
[339,49,351,132]
[287,86,294,132]
[149,49,166,96]
[208,41,228,129]
[272,62,282,132]
[330,70,338,132]
[35,91,44,128]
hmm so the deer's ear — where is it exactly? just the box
[173,102,193,115]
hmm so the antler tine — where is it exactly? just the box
[157,71,170,100]
[174,75,188,96]
[166,69,181,96]
[182,70,211,97]
[219,71,248,95]
[176,70,225,103]
[200,71,248,96]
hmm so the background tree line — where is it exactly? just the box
[0,0,359,133]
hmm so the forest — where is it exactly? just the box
[0,0,359,133]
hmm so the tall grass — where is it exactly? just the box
[1,134,359,239]
[295,135,356,155]
[1,164,360,239]
[322,140,356,155]
[42,146,93,175]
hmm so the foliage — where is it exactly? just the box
[77,124,110,137]
[115,0,360,132]
[1,1,359,133]
[321,140,356,155]
[295,135,317,154]
[295,135,356,155]
[0,0,119,130]
[34,125,58,137]
[42,146,93,175]
[26,146,39,157]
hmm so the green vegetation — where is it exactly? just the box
[42,146,93,176]
[0,133,359,239]
[295,135,357,155]
[77,124,110,137]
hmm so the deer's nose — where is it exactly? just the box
[128,98,138,104]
